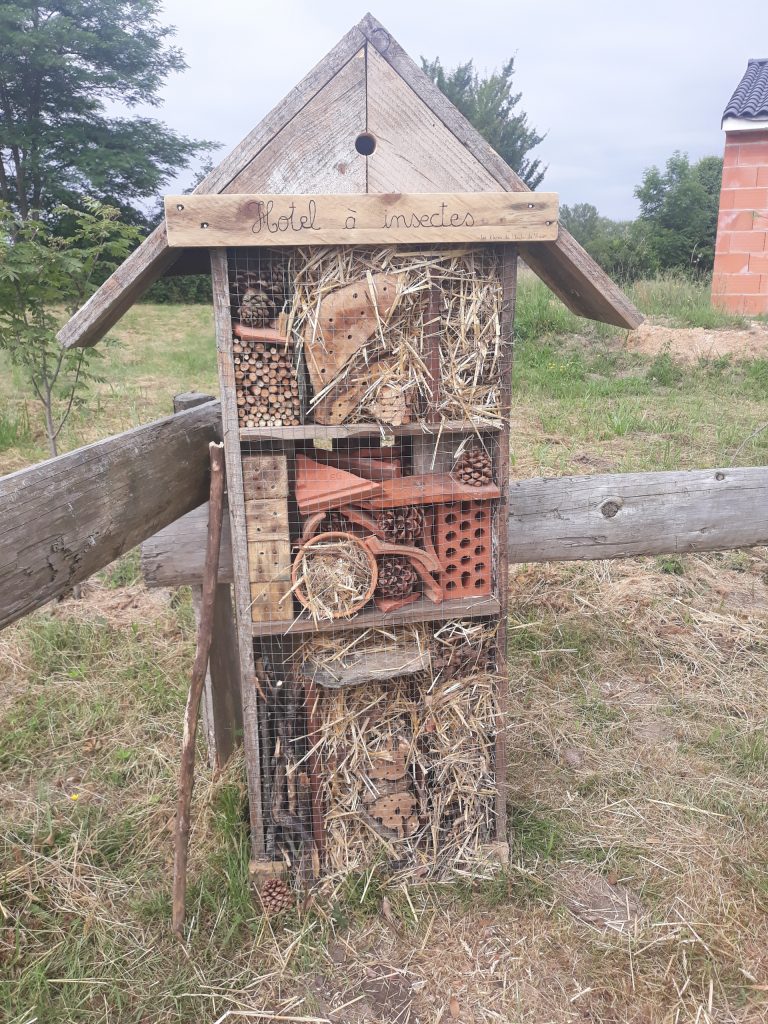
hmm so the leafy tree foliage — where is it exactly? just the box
[0,200,141,454]
[421,56,546,188]
[634,153,723,274]
[0,0,213,222]
[561,152,723,281]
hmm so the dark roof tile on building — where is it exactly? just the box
[723,59,768,120]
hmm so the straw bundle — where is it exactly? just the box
[285,246,504,425]
[294,620,500,879]
[292,535,375,622]
[314,668,500,879]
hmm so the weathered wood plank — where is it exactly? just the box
[165,192,559,247]
[0,402,221,630]
[360,14,642,331]
[142,503,234,587]
[142,464,768,588]
[211,247,265,855]
[56,28,366,350]
[225,49,366,195]
[366,45,500,194]
[508,466,768,561]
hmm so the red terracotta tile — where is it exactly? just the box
[749,252,768,275]
[433,500,493,599]
[728,231,767,252]
[713,253,750,274]
[718,210,756,231]
[721,166,758,189]
[742,294,768,315]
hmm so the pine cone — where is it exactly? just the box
[430,641,489,681]
[234,263,286,327]
[376,505,425,544]
[453,447,493,487]
[376,555,419,598]
[259,877,294,916]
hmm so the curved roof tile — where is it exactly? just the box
[723,58,768,120]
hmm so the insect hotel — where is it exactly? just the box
[55,16,641,889]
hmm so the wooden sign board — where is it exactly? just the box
[164,192,559,247]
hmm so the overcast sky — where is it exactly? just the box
[155,0,768,219]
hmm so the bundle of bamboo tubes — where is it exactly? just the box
[234,336,301,428]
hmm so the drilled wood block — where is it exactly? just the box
[250,580,293,623]
[242,454,289,500]
[244,498,290,540]
[247,539,292,582]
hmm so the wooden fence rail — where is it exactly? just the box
[0,401,221,630]
[141,466,768,588]
[1,398,767,630]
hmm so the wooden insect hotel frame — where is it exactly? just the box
[49,15,646,885]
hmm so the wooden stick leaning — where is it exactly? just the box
[172,441,226,936]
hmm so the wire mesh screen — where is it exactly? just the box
[225,244,510,881]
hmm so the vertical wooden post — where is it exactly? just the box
[173,393,243,770]
[494,244,517,845]
[209,249,265,856]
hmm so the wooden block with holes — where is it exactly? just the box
[247,538,291,582]
[250,579,293,623]
[242,454,289,501]
[243,456,292,622]
[244,498,289,540]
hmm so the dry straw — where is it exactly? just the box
[294,620,501,880]
[285,246,504,425]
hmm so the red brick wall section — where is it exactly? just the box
[712,129,768,314]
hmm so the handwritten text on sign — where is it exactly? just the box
[164,192,559,247]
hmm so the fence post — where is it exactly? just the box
[173,393,243,769]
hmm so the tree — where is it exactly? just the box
[0,0,213,223]
[0,199,141,455]
[635,153,723,274]
[421,56,546,188]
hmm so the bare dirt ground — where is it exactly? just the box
[626,320,768,363]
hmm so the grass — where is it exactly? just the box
[1,280,768,1021]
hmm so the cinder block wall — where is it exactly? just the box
[712,129,768,315]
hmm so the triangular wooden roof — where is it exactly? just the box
[58,13,641,349]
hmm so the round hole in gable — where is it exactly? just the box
[460,555,471,566]
[445,513,457,525]
[460,571,471,585]
[460,538,471,549]
[474,545,485,556]
[445,530,457,541]
[446,546,457,557]
[474,528,486,539]
[446,580,457,591]
[460,520,471,531]
[474,577,486,588]
[355,132,377,156]
[474,511,485,521]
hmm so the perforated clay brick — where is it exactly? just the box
[434,499,492,599]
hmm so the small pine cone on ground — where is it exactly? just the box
[259,877,294,916]
[376,555,419,598]
[376,505,425,544]
[453,446,493,487]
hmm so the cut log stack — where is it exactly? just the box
[234,337,301,429]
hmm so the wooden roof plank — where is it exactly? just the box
[58,28,366,349]
[360,13,641,330]
[59,14,640,350]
